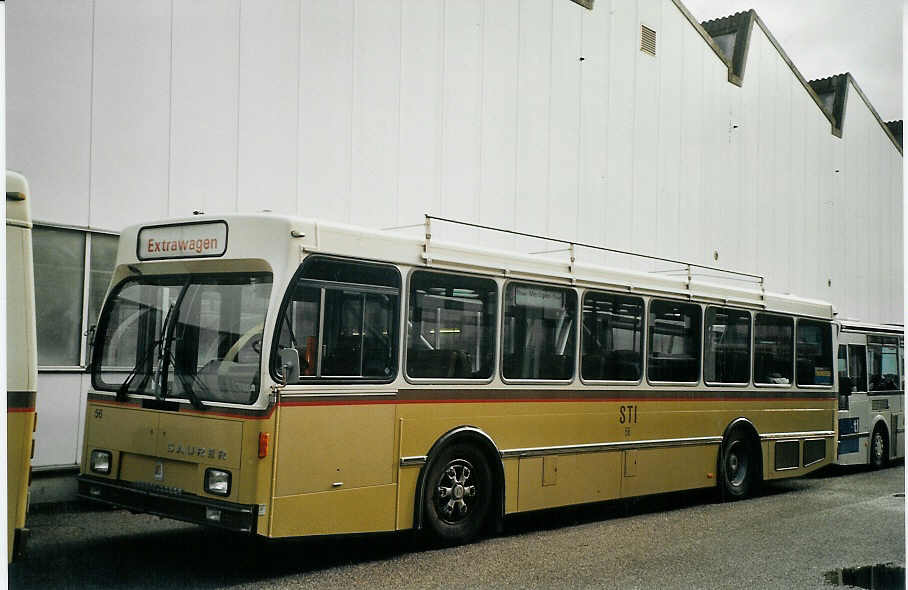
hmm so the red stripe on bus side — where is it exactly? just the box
[7,407,35,413]
[278,396,835,407]
[177,406,277,420]
[90,400,142,409]
[87,398,276,420]
[87,394,835,418]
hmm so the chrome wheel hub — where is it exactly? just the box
[726,441,748,487]
[873,433,884,460]
[435,460,477,524]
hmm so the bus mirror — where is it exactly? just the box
[839,376,853,396]
[278,348,300,384]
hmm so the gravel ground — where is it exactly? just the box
[9,463,904,589]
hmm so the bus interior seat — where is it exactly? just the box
[796,360,815,386]
[539,354,571,380]
[362,345,393,377]
[582,350,640,381]
[322,336,361,375]
[408,349,472,379]
[648,353,697,382]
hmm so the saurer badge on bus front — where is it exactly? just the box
[138,221,228,260]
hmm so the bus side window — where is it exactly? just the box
[274,257,400,382]
[868,343,899,392]
[580,292,644,382]
[753,314,793,385]
[837,344,848,385]
[406,271,497,380]
[647,299,701,383]
[901,341,905,392]
[848,344,867,392]
[704,307,751,385]
[276,286,320,377]
[503,283,577,381]
[795,319,833,386]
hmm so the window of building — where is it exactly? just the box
[32,226,120,369]
[796,320,833,386]
[33,226,85,366]
[406,271,497,380]
[753,314,793,385]
[704,307,751,385]
[503,283,577,381]
[868,343,900,392]
[581,292,643,381]
[648,299,701,383]
[848,344,867,392]
[273,256,400,382]
[32,224,117,370]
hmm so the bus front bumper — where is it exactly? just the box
[77,475,258,534]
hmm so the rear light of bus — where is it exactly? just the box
[205,468,231,496]
[258,433,270,458]
[90,450,112,474]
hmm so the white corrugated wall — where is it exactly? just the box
[6,0,903,467]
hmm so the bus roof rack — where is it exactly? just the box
[420,214,766,294]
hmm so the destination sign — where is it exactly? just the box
[138,221,228,260]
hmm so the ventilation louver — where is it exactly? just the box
[640,25,656,56]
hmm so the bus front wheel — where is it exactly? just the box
[870,426,888,469]
[423,443,493,545]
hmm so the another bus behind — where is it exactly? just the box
[836,321,904,467]
[6,170,37,562]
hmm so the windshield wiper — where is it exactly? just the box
[157,283,208,411]
[156,282,190,401]
[169,347,208,411]
[115,302,177,402]
[115,341,157,402]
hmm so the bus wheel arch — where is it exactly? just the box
[718,418,762,500]
[413,426,505,542]
[870,420,889,468]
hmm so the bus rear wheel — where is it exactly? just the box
[870,426,888,469]
[423,443,493,545]
[720,431,758,499]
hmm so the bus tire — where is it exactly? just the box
[423,443,493,545]
[720,430,759,500]
[870,425,888,469]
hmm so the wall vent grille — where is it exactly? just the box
[640,25,656,56]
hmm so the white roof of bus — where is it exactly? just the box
[118,213,836,320]
[837,319,904,335]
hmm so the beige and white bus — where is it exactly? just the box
[835,321,904,467]
[6,171,38,561]
[79,214,837,544]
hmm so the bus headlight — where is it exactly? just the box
[205,468,231,496]
[90,450,112,474]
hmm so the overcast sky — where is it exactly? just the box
[681,0,903,122]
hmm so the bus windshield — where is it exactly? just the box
[93,272,273,405]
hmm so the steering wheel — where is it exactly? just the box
[222,322,265,365]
